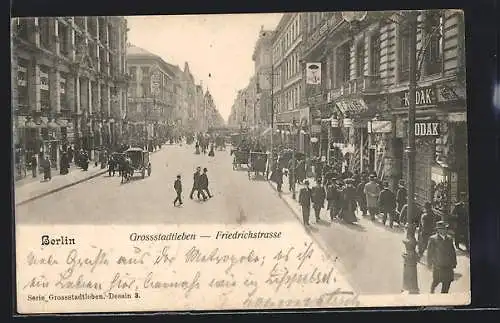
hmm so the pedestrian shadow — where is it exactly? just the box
[305,225,320,233]
[453,272,463,281]
[314,219,331,227]
[371,218,404,233]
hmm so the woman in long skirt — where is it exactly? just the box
[340,179,358,224]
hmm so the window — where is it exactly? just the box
[370,31,381,75]
[16,18,30,41]
[17,58,29,108]
[336,42,351,85]
[39,17,51,50]
[425,11,444,75]
[356,40,365,77]
[39,65,50,112]
[59,23,70,56]
[399,23,411,82]
[60,72,67,109]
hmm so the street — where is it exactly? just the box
[15,143,470,296]
[15,144,291,225]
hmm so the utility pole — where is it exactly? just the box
[402,10,419,294]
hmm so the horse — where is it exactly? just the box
[119,158,133,183]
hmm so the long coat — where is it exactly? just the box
[364,181,381,208]
[311,186,326,209]
[427,234,457,283]
[299,187,312,208]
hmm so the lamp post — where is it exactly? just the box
[291,119,299,200]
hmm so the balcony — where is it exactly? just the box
[329,75,382,101]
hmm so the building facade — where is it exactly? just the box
[300,10,466,213]
[204,90,225,130]
[271,13,305,151]
[252,27,274,129]
[126,45,175,147]
[12,16,128,180]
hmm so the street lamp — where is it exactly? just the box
[341,10,422,294]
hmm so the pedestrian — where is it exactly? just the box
[364,173,381,220]
[108,155,116,177]
[189,166,202,199]
[59,152,69,175]
[195,142,200,155]
[41,156,51,181]
[30,154,38,178]
[418,202,439,258]
[199,168,212,199]
[339,179,358,224]
[208,144,215,157]
[378,181,397,228]
[272,165,283,193]
[326,179,341,221]
[173,175,183,206]
[356,175,368,216]
[311,179,326,223]
[450,192,469,252]
[298,180,312,226]
[396,179,407,221]
[427,221,457,294]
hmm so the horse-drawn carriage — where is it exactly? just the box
[247,151,269,180]
[120,147,152,182]
[230,148,249,170]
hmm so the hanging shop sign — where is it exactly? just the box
[400,86,437,107]
[335,98,368,115]
[368,120,392,133]
[414,120,441,137]
[306,63,322,85]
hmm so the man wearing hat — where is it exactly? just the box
[418,202,439,258]
[298,180,313,226]
[364,173,381,220]
[378,181,397,228]
[427,221,457,293]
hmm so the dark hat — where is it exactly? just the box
[304,180,310,185]
[203,167,208,172]
[435,221,449,229]
[177,175,181,178]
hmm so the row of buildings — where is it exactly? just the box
[11,16,224,181]
[229,10,467,215]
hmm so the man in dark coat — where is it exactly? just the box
[450,192,469,252]
[378,181,397,228]
[199,168,212,200]
[189,167,205,200]
[173,175,183,206]
[326,178,341,221]
[272,165,283,192]
[30,154,38,178]
[298,180,312,226]
[311,180,326,223]
[427,221,457,293]
[418,202,439,258]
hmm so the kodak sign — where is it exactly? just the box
[414,121,441,137]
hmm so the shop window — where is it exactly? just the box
[17,58,29,109]
[398,23,411,82]
[356,40,365,77]
[370,31,381,76]
[39,65,50,112]
[424,11,444,76]
[39,17,51,50]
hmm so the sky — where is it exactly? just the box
[126,14,283,122]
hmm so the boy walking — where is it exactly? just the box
[173,175,183,206]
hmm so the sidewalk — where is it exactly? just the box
[14,164,108,206]
[14,148,163,206]
[267,176,471,295]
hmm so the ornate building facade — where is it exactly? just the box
[12,16,128,180]
[126,45,175,148]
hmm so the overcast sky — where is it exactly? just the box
[126,14,283,122]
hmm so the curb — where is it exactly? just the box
[15,148,163,207]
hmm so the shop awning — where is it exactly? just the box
[335,98,368,116]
